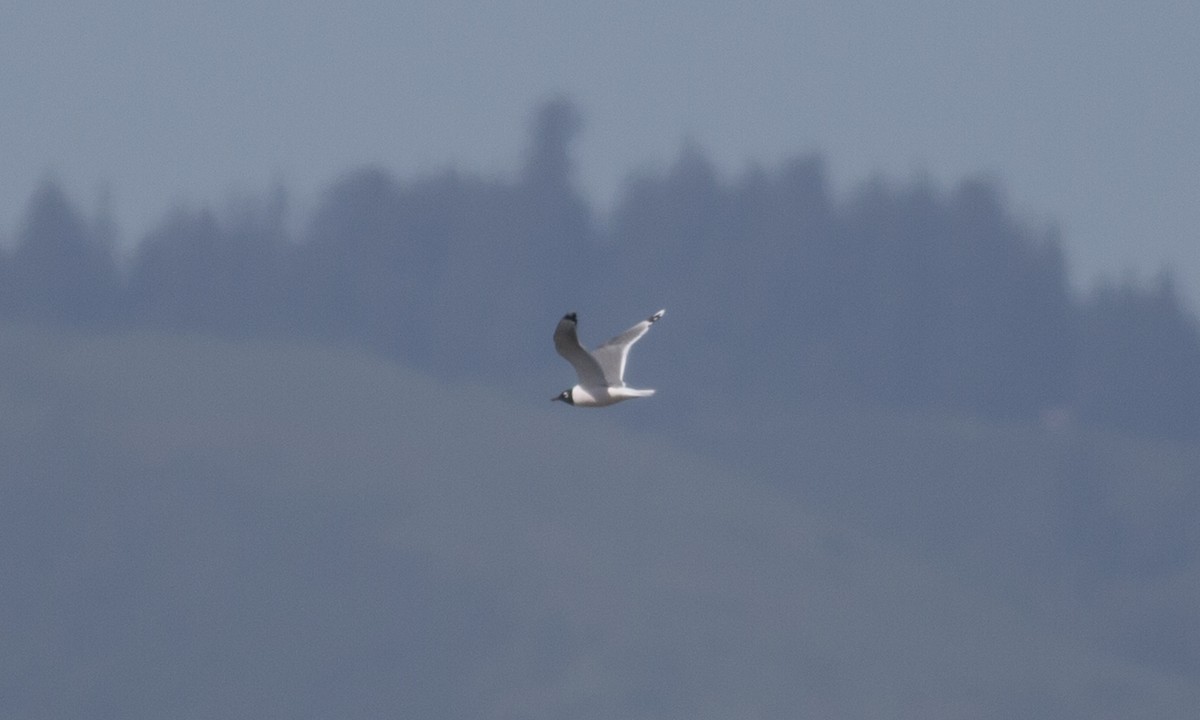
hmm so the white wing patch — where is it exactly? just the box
[590,309,665,386]
[553,313,606,387]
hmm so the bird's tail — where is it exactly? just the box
[625,388,656,398]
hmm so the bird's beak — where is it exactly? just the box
[551,395,563,401]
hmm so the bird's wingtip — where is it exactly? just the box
[650,309,665,322]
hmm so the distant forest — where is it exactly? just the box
[3,97,1199,441]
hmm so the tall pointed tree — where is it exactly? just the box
[10,179,118,324]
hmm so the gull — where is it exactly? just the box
[553,309,666,407]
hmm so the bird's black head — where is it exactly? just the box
[552,388,574,405]
[563,312,577,323]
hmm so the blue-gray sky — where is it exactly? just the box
[3,0,1197,298]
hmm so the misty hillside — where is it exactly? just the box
[3,98,1200,444]
[2,322,1197,719]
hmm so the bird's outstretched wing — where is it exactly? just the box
[554,313,607,387]
[591,309,665,386]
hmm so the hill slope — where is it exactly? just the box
[1,323,1196,718]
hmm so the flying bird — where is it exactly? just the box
[552,309,666,407]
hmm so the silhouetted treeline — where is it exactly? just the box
[3,97,1199,440]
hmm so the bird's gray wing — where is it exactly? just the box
[591,309,665,386]
[554,313,607,387]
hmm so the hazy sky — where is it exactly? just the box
[3,1,1197,298]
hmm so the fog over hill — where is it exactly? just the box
[3,98,1199,443]
[2,96,1199,717]
[2,324,1197,718]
